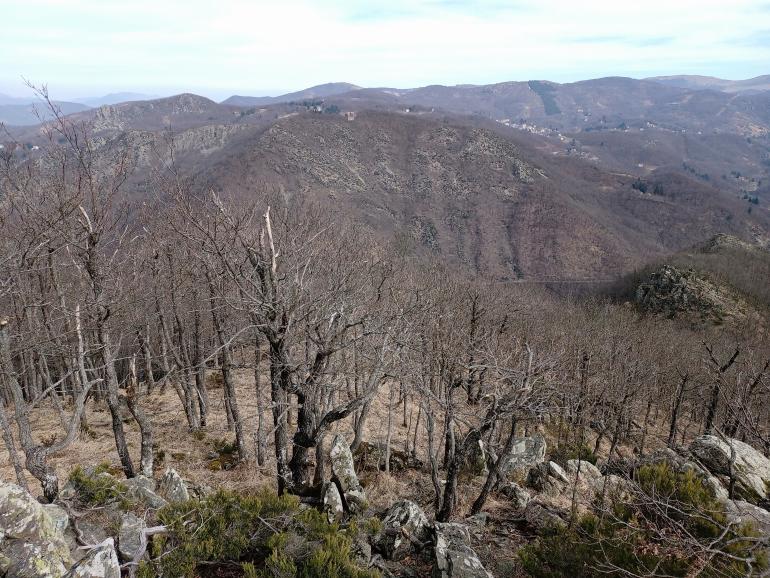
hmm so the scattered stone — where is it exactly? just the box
[322,482,344,522]
[351,532,373,569]
[690,435,770,502]
[64,538,121,578]
[500,482,531,510]
[432,522,493,578]
[0,482,72,578]
[523,500,568,534]
[124,475,167,509]
[330,434,367,513]
[376,500,431,561]
[526,461,568,495]
[157,468,190,503]
[499,434,546,480]
[118,512,146,562]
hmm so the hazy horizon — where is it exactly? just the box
[2,0,769,101]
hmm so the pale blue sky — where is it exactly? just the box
[1,0,768,100]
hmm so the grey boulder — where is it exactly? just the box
[118,512,146,562]
[376,500,430,560]
[64,538,121,578]
[157,468,190,503]
[499,434,546,480]
[690,435,770,502]
[330,435,367,513]
[432,522,493,578]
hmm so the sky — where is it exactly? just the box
[1,0,769,101]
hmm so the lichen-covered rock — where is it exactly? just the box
[157,468,190,503]
[499,434,546,480]
[42,503,70,534]
[690,435,770,502]
[432,522,493,578]
[500,482,531,510]
[322,482,344,522]
[64,538,121,578]
[0,482,72,578]
[124,475,167,509]
[330,434,366,513]
[376,500,430,560]
[118,512,146,562]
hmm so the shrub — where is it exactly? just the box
[519,464,766,577]
[151,489,378,578]
[67,464,131,508]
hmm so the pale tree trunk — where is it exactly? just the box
[126,356,154,477]
[254,333,266,466]
[141,325,155,393]
[209,295,247,461]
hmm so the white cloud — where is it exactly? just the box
[0,0,767,99]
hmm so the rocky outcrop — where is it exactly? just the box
[635,265,746,323]
[432,522,493,578]
[690,435,770,502]
[375,500,430,560]
[725,500,770,535]
[64,539,121,578]
[157,468,190,503]
[499,434,546,480]
[330,434,367,513]
[0,482,72,578]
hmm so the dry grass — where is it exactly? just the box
[0,367,437,504]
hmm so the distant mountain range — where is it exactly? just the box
[645,75,770,93]
[0,95,91,126]
[2,75,768,279]
[221,83,361,106]
[0,92,156,125]
[74,92,158,107]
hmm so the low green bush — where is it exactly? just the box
[151,489,378,578]
[519,463,767,577]
[67,463,131,508]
